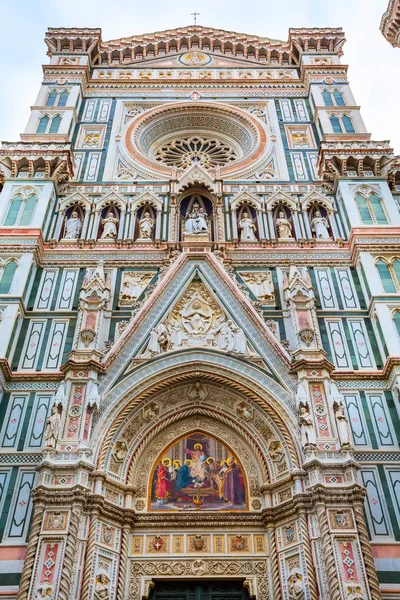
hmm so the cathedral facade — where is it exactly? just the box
[0,24,399,600]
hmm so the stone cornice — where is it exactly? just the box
[0,141,75,184]
[381,0,400,46]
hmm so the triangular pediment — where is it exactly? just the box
[102,253,294,395]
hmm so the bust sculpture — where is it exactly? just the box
[63,210,82,239]
[276,210,292,239]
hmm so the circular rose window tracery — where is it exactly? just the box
[154,136,238,169]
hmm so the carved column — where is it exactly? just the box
[117,523,131,600]
[16,502,45,600]
[315,503,341,600]
[267,525,282,600]
[58,503,81,600]
[81,510,99,600]
[353,501,382,600]
[299,513,319,600]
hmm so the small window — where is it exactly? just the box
[19,195,36,226]
[333,90,345,106]
[4,196,23,226]
[342,115,355,133]
[49,115,61,134]
[36,115,49,134]
[369,194,388,224]
[46,91,57,106]
[322,90,334,106]
[58,91,69,107]
[330,115,342,133]
[0,262,17,294]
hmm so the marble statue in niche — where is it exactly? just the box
[44,404,61,449]
[311,209,330,239]
[94,573,110,600]
[100,211,119,239]
[240,271,274,302]
[138,210,155,240]
[63,210,82,239]
[275,210,293,239]
[140,281,253,357]
[184,202,209,236]
[334,400,352,446]
[238,211,257,242]
[287,568,304,599]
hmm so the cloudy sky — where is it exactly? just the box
[1,0,399,152]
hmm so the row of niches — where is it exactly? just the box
[57,196,335,244]
[94,68,299,81]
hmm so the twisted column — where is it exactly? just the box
[80,512,98,600]
[59,507,80,600]
[267,525,281,600]
[316,504,341,600]
[117,524,131,600]
[353,502,382,600]
[299,514,319,600]
[16,504,44,600]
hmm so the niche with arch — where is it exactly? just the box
[135,204,156,241]
[308,205,332,240]
[273,205,294,240]
[236,203,258,242]
[98,205,121,240]
[60,204,85,240]
[149,431,247,512]
[179,193,214,241]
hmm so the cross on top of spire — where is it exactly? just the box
[191,11,200,26]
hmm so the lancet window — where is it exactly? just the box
[329,114,355,134]
[36,114,62,134]
[356,192,389,225]
[0,259,17,294]
[4,194,37,226]
[376,258,400,292]
[45,89,69,107]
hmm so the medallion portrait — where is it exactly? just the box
[149,432,247,512]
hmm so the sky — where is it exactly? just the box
[1,0,399,152]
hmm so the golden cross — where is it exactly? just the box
[191,11,200,25]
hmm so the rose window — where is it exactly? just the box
[153,136,238,169]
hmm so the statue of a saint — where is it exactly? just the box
[121,272,149,300]
[298,400,317,447]
[238,212,257,242]
[138,211,154,240]
[243,272,273,301]
[101,212,119,239]
[63,210,82,239]
[44,404,61,449]
[147,322,169,354]
[184,203,209,235]
[276,210,292,239]
[334,401,351,447]
[311,210,330,239]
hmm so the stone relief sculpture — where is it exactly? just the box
[94,573,110,599]
[240,271,274,302]
[44,404,61,449]
[311,209,330,239]
[119,272,153,306]
[141,282,253,357]
[138,210,155,240]
[287,568,304,599]
[183,202,209,238]
[238,211,257,242]
[275,210,293,239]
[63,210,82,239]
[100,211,119,239]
